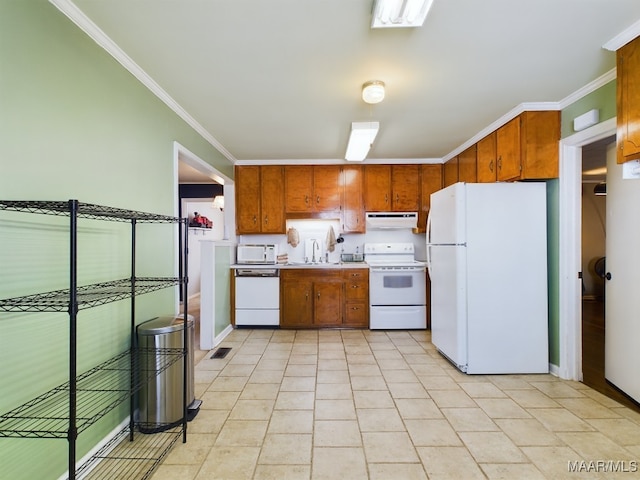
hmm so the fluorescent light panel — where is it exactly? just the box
[372,0,434,28]
[345,122,379,161]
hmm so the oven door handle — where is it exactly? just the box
[369,267,426,273]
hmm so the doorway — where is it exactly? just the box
[580,137,612,398]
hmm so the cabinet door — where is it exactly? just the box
[458,145,477,183]
[281,275,313,328]
[285,166,314,213]
[260,166,285,233]
[443,157,459,187]
[314,280,343,326]
[344,303,368,328]
[477,133,497,183]
[235,166,262,234]
[496,116,521,181]
[364,165,391,211]
[618,36,640,163]
[342,165,365,233]
[418,164,443,232]
[314,165,341,212]
[391,165,420,211]
[520,110,560,179]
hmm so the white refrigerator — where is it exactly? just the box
[427,182,549,374]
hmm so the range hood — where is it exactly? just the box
[365,212,418,230]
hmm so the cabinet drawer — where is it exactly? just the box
[344,302,368,327]
[345,280,367,301]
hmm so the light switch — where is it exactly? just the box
[622,159,640,180]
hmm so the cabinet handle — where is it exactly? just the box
[497,156,502,171]
[253,215,257,224]
[305,195,309,205]
[351,306,359,310]
[385,193,389,204]
[317,292,321,300]
[351,273,360,277]
[396,193,400,204]
[317,195,320,204]
[351,285,359,289]
[489,160,494,172]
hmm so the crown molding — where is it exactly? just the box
[557,68,616,109]
[49,0,237,165]
[603,17,640,51]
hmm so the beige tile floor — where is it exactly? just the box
[152,329,640,479]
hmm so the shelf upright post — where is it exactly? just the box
[129,217,137,442]
[181,218,189,443]
[68,200,79,480]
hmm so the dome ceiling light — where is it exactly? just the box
[362,80,385,104]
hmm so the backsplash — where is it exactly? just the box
[238,219,426,263]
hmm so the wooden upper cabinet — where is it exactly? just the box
[391,165,420,211]
[418,164,443,232]
[260,166,286,233]
[285,166,314,212]
[477,132,497,182]
[617,36,640,163]
[364,164,420,212]
[363,165,391,211]
[443,157,459,187]
[235,165,285,234]
[235,166,262,234]
[496,117,521,181]
[342,165,365,233]
[458,145,477,183]
[313,165,341,212]
[496,111,560,181]
[285,165,340,213]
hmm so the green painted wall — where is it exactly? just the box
[546,179,560,366]
[561,80,616,138]
[0,2,233,479]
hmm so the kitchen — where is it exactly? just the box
[4,1,640,479]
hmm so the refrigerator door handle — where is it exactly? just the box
[426,209,433,277]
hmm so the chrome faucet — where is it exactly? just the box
[311,239,319,263]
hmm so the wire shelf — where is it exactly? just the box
[0,277,183,312]
[0,200,183,223]
[74,424,183,480]
[0,347,184,439]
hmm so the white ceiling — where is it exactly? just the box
[69,0,640,166]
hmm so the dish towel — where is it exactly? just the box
[287,227,300,247]
[326,226,337,252]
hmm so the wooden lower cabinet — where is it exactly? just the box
[343,269,369,328]
[280,268,369,328]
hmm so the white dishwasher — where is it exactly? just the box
[235,268,280,326]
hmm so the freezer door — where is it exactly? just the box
[430,244,467,371]
[429,182,466,245]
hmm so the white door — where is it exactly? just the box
[605,142,640,403]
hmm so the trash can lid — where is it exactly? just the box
[137,314,194,335]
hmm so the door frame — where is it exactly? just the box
[558,117,616,380]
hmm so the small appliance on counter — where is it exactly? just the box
[237,244,278,264]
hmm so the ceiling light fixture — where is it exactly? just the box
[371,0,434,28]
[345,122,380,161]
[362,80,385,104]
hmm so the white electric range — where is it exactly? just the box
[364,243,427,329]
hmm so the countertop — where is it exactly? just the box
[231,262,368,269]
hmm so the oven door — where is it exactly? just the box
[369,267,426,306]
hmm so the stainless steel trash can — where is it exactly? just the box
[136,314,200,433]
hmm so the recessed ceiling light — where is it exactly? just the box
[371,0,434,28]
[362,80,385,104]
